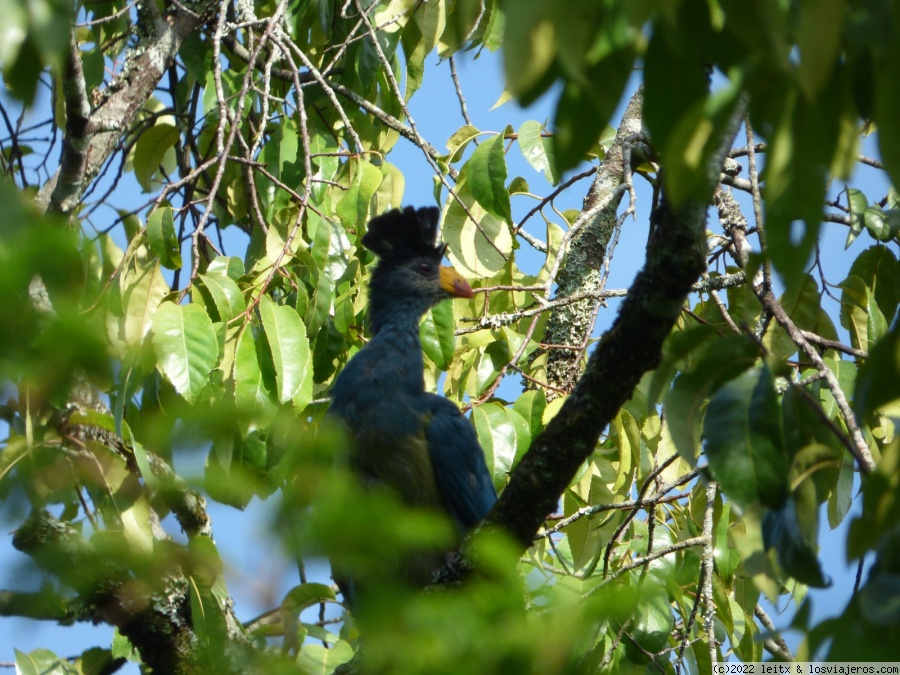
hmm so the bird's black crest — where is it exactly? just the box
[362,206,446,261]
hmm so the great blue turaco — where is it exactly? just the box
[327,206,497,606]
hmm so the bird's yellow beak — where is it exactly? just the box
[439,265,474,299]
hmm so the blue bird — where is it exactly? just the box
[328,206,497,604]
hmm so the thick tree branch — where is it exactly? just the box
[12,509,195,672]
[433,101,747,587]
[540,88,645,394]
[49,31,92,214]
[39,0,217,213]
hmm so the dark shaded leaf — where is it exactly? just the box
[664,334,759,463]
[703,365,789,509]
[762,498,830,587]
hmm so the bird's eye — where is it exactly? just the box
[417,262,432,275]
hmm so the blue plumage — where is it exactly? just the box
[327,207,497,603]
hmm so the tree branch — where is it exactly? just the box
[540,88,645,394]
[433,99,747,585]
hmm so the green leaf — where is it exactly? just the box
[502,0,557,102]
[848,245,900,322]
[312,319,345,385]
[552,47,634,175]
[110,629,138,662]
[188,577,215,648]
[840,274,879,351]
[133,123,179,192]
[259,295,311,404]
[654,72,743,206]
[376,161,405,212]
[649,325,719,407]
[855,320,900,419]
[234,328,278,433]
[14,648,73,675]
[0,0,28,69]
[863,206,900,242]
[703,365,789,509]
[206,255,244,280]
[874,36,900,191]
[282,583,336,614]
[859,576,900,624]
[445,124,481,163]
[865,286,889,349]
[0,436,31,488]
[762,498,830,587]
[644,7,712,175]
[336,158,383,229]
[818,356,857,419]
[197,272,245,322]
[78,647,120,675]
[845,187,867,249]
[840,274,888,354]
[763,79,839,290]
[402,32,426,99]
[512,389,547,439]
[664,334,759,463]
[296,640,354,675]
[151,301,218,404]
[609,410,637,493]
[629,586,675,654]
[714,502,740,581]
[119,260,169,346]
[518,120,559,185]
[467,130,513,224]
[146,207,182,270]
[442,177,512,278]
[420,301,456,370]
[303,267,333,341]
[827,451,855,529]
[205,432,269,508]
[473,403,529,490]
[796,0,843,99]
[762,274,822,360]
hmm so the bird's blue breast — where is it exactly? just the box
[328,327,442,508]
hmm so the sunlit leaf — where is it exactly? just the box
[442,177,513,278]
[14,648,72,675]
[473,402,529,490]
[845,187,867,249]
[133,124,179,192]
[259,295,311,404]
[466,129,513,224]
[296,640,354,675]
[848,245,900,322]
[337,159,383,230]
[512,389,547,439]
[119,260,169,347]
[444,124,481,163]
[146,207,182,270]
[518,120,559,185]
[420,301,456,370]
[197,272,245,322]
[151,301,218,403]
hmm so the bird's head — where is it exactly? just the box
[363,207,473,332]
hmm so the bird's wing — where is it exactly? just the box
[423,395,498,534]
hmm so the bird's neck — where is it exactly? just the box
[368,295,428,338]
[367,304,427,394]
